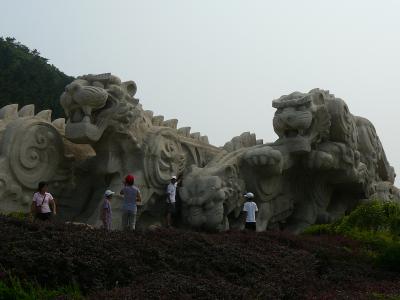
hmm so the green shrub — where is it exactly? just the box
[304,200,400,271]
[371,293,400,300]
[337,201,400,233]
[302,223,334,235]
[377,243,400,272]
[0,275,83,300]
[305,201,400,238]
[6,211,29,221]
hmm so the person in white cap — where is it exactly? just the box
[242,192,258,231]
[165,175,178,228]
[100,189,114,231]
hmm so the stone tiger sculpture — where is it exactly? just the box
[0,75,397,232]
[180,89,398,232]
[59,73,221,228]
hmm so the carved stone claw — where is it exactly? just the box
[243,146,283,174]
[307,150,334,169]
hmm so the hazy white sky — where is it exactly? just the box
[1,0,400,182]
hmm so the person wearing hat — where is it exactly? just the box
[100,189,114,231]
[242,192,258,231]
[120,174,142,231]
[165,175,178,228]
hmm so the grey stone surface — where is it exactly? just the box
[59,73,221,229]
[181,88,399,232]
[0,76,397,232]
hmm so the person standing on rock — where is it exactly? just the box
[243,192,258,231]
[166,176,178,228]
[120,174,141,231]
[100,189,114,231]
[31,181,57,221]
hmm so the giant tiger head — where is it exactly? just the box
[180,164,245,230]
[272,89,332,154]
[60,73,140,144]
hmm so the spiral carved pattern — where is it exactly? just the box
[144,129,186,189]
[6,120,64,189]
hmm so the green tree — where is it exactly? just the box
[0,37,74,119]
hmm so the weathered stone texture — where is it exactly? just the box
[0,75,397,232]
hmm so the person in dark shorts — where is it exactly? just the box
[31,182,57,221]
[243,192,258,231]
[166,176,177,227]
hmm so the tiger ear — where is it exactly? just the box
[122,81,137,97]
[223,165,238,178]
[309,90,326,106]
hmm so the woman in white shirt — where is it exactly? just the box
[30,181,57,221]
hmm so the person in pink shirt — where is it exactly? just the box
[30,182,57,221]
[100,189,114,231]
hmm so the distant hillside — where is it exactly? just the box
[0,37,74,118]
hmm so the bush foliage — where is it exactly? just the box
[0,275,82,300]
[304,200,400,271]
[6,211,29,221]
[1,215,400,299]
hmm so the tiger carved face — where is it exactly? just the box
[272,89,331,154]
[179,165,244,230]
[60,73,139,144]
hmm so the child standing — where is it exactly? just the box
[242,192,258,231]
[100,190,114,231]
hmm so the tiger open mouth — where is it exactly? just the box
[284,129,299,138]
[283,128,308,139]
[64,97,116,144]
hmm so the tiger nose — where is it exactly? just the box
[285,114,295,123]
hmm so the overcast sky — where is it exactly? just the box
[2,0,400,182]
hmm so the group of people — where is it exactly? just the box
[30,175,260,232]
[100,174,143,231]
[100,174,178,231]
